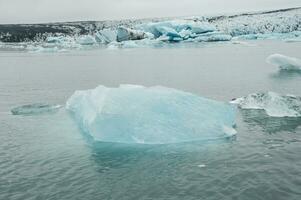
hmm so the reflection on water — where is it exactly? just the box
[240,109,301,133]
[270,70,301,80]
[262,138,301,149]
[89,137,236,174]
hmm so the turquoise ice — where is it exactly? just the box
[66,85,236,144]
[231,92,301,117]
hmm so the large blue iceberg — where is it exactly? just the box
[66,85,236,144]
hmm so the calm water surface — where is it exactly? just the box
[0,41,301,200]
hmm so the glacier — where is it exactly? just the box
[266,54,301,71]
[11,103,62,115]
[231,92,301,117]
[0,7,300,51]
[66,85,236,144]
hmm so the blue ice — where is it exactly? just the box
[66,85,236,144]
[136,20,217,42]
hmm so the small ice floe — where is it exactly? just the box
[231,92,301,117]
[266,54,301,71]
[66,84,236,144]
[11,103,62,115]
[231,40,257,46]
[197,164,206,168]
[284,37,301,43]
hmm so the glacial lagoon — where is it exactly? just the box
[1,38,301,199]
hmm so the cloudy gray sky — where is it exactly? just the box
[0,0,300,24]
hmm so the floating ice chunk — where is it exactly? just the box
[76,35,96,45]
[231,92,301,117]
[95,29,117,43]
[198,164,206,168]
[66,85,236,144]
[46,36,66,43]
[231,41,256,46]
[284,37,301,43]
[195,32,232,42]
[266,54,301,71]
[116,27,149,42]
[11,103,62,115]
[136,20,216,42]
[118,38,163,48]
[45,35,77,45]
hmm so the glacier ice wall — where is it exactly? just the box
[231,92,301,117]
[266,54,301,71]
[0,7,300,51]
[66,85,236,144]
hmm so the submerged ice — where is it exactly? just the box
[231,92,301,117]
[266,54,301,71]
[66,85,236,144]
[11,103,62,115]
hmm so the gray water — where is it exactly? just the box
[0,41,301,200]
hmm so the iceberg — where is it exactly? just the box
[76,35,96,45]
[66,85,236,144]
[231,92,301,117]
[95,29,117,43]
[266,54,301,71]
[11,103,62,115]
[116,27,149,42]
[136,20,216,42]
[194,32,232,42]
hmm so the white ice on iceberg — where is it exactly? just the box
[266,54,301,71]
[66,85,236,144]
[231,92,301,117]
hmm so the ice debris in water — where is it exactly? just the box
[231,92,301,117]
[135,20,221,42]
[66,85,236,144]
[116,27,150,42]
[266,54,301,71]
[76,35,97,45]
[1,8,300,51]
[95,29,117,44]
[11,103,62,115]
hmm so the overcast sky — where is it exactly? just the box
[0,0,300,24]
